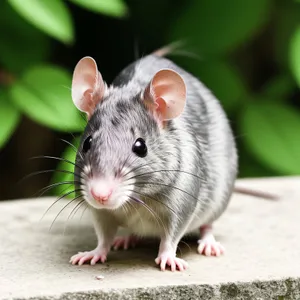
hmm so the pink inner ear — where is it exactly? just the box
[147,69,186,120]
[81,89,95,115]
[71,56,106,118]
[155,97,167,117]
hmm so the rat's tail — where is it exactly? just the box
[233,186,279,200]
[153,41,201,60]
[153,40,185,57]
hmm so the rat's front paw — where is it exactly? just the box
[112,235,140,250]
[197,235,225,257]
[70,248,108,266]
[155,252,188,272]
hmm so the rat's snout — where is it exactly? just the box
[90,187,112,203]
[89,178,114,204]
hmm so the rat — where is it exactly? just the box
[68,47,268,271]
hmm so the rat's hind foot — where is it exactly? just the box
[70,247,108,265]
[112,235,139,250]
[155,251,188,272]
[197,224,225,257]
[197,235,224,256]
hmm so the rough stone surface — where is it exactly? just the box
[0,177,300,300]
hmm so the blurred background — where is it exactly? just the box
[0,0,299,201]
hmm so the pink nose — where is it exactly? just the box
[91,188,112,203]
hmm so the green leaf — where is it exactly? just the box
[290,26,300,86]
[70,0,128,18]
[274,2,300,69]
[168,0,271,56]
[52,138,80,197]
[0,1,50,74]
[237,142,278,178]
[240,102,300,175]
[174,59,247,114]
[0,90,20,148]
[9,65,85,132]
[261,74,296,101]
[7,0,74,44]
[196,61,247,113]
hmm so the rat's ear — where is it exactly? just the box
[71,56,106,118]
[143,69,186,121]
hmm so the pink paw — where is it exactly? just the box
[197,235,225,257]
[70,248,108,266]
[112,235,139,250]
[155,252,188,272]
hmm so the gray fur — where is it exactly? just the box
[74,54,238,260]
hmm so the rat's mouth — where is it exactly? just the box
[78,163,137,211]
[85,193,126,210]
[86,176,117,205]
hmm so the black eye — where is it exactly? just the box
[132,138,147,157]
[83,136,92,153]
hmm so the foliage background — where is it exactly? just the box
[0,0,299,200]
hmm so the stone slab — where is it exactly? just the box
[0,177,300,299]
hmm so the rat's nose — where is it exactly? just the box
[91,188,112,203]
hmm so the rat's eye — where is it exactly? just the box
[132,138,147,157]
[83,136,92,153]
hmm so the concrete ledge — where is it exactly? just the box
[1,177,300,300]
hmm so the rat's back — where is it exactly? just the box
[112,54,237,228]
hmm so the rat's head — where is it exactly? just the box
[71,56,186,210]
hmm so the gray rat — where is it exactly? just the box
[69,48,238,271]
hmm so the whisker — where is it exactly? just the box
[20,169,81,185]
[135,189,202,227]
[80,204,89,222]
[121,202,131,229]
[128,189,178,217]
[61,85,71,91]
[177,244,183,257]
[40,189,82,222]
[31,155,84,172]
[60,138,82,159]
[122,160,156,178]
[178,239,192,255]
[63,199,85,235]
[79,111,88,125]
[126,169,204,182]
[49,195,83,231]
[131,187,203,225]
[37,181,80,197]
[120,154,134,175]
[134,181,199,202]
[126,201,145,234]
[69,132,76,139]
[122,152,178,179]
[129,170,277,201]
[128,195,144,204]
[128,195,169,237]
[71,200,85,221]
[60,138,78,152]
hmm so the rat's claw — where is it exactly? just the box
[197,234,225,257]
[169,258,176,272]
[198,224,225,257]
[155,252,188,272]
[90,254,105,265]
[205,244,212,256]
[155,256,167,271]
[70,248,108,265]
